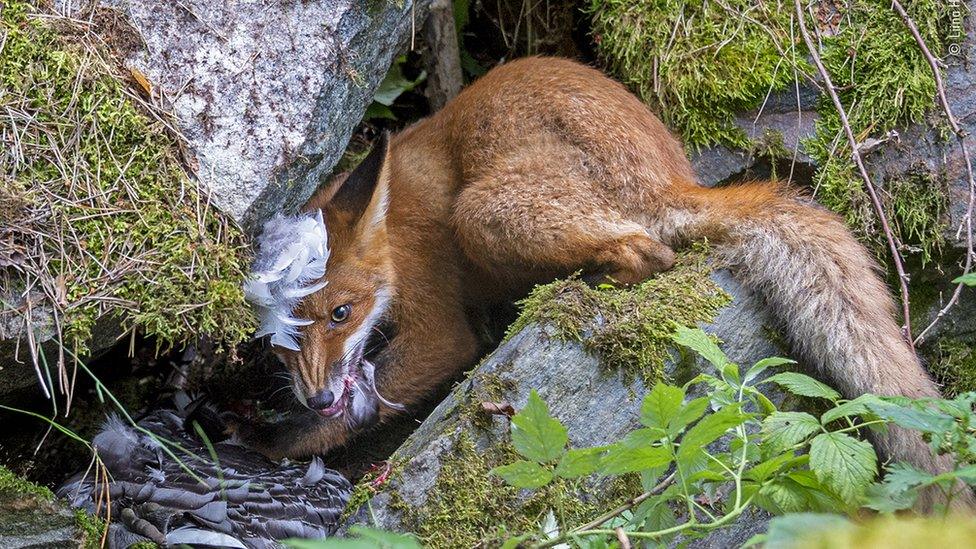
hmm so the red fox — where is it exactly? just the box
[237,57,956,499]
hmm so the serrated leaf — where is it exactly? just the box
[641,383,685,430]
[668,397,709,436]
[554,448,602,478]
[744,356,795,383]
[746,452,803,482]
[762,411,821,453]
[600,445,672,475]
[672,325,728,371]
[809,432,878,501]
[676,404,749,462]
[511,390,568,462]
[820,394,885,424]
[752,471,842,515]
[491,460,554,489]
[885,462,935,490]
[862,482,917,513]
[745,387,778,416]
[618,428,660,449]
[866,402,955,433]
[764,372,841,401]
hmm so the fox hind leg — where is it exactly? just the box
[452,142,674,286]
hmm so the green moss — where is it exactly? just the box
[339,460,407,524]
[887,168,948,265]
[929,338,976,397]
[750,129,793,179]
[586,0,800,149]
[392,433,637,548]
[506,243,731,384]
[74,508,109,549]
[463,372,518,431]
[0,466,55,501]
[802,0,950,259]
[587,0,952,264]
[1,1,253,353]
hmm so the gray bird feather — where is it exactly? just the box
[59,406,351,549]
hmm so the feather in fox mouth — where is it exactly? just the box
[307,352,404,426]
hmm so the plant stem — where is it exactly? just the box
[794,0,915,347]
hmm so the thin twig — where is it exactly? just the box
[565,472,676,537]
[615,527,632,549]
[794,0,915,348]
[889,0,976,344]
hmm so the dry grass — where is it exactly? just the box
[0,2,253,403]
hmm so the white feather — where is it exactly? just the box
[244,211,330,351]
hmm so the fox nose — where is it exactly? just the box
[307,389,335,411]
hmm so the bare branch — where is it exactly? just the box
[793,0,915,348]
[889,0,976,344]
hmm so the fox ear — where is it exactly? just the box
[330,132,391,230]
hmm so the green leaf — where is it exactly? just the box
[762,411,821,453]
[364,102,397,121]
[764,513,853,549]
[491,460,554,489]
[809,432,878,501]
[764,372,841,401]
[668,397,710,436]
[676,404,749,462]
[554,448,602,478]
[510,390,568,463]
[744,386,778,416]
[820,394,885,425]
[747,452,805,482]
[886,462,935,489]
[600,445,672,475]
[953,272,976,286]
[862,482,917,513]
[866,402,955,433]
[744,356,795,383]
[672,325,728,371]
[641,383,686,430]
[372,58,426,106]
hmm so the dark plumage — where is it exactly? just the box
[58,402,351,548]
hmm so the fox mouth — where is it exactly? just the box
[310,352,404,424]
[315,374,357,419]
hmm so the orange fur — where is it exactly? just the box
[238,57,967,509]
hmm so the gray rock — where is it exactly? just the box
[692,5,976,252]
[0,287,120,399]
[0,482,80,549]
[2,0,434,393]
[57,0,432,230]
[691,84,819,187]
[342,270,787,547]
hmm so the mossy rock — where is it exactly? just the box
[0,466,103,548]
[340,260,796,547]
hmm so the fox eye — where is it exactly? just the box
[330,304,352,323]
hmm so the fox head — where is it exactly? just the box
[273,133,399,428]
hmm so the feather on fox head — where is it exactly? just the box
[245,133,401,427]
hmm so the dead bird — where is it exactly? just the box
[58,399,351,549]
